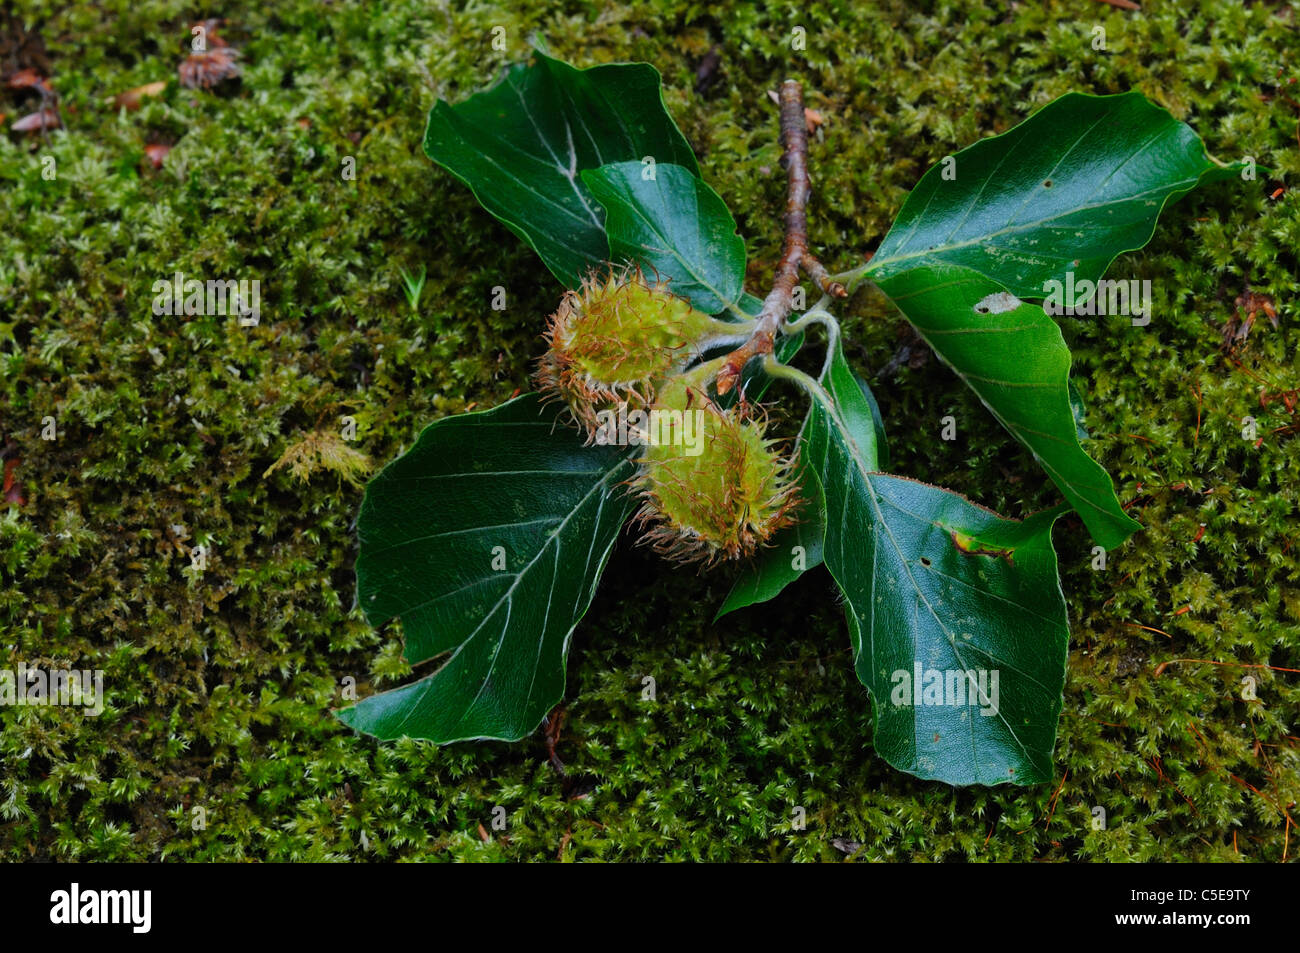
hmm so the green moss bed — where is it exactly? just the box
[1,0,1297,861]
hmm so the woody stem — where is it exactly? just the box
[715,80,846,396]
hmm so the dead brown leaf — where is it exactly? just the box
[10,108,58,132]
[178,47,240,90]
[6,67,46,90]
[1223,289,1280,349]
[114,80,167,110]
[144,142,172,169]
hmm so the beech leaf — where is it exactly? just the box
[864,92,1237,547]
[583,161,745,314]
[340,395,636,742]
[802,337,1070,785]
[423,52,699,287]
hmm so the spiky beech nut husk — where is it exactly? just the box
[534,266,735,439]
[631,378,801,566]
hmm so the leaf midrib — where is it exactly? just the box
[391,454,634,736]
[816,404,1039,772]
[867,174,1201,279]
[611,177,736,307]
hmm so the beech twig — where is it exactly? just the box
[716,80,846,395]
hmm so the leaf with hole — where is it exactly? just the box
[873,261,1140,548]
[801,336,1070,785]
[866,92,1239,295]
[863,92,1240,546]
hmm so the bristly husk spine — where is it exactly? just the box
[535,264,801,566]
[534,264,744,441]
[630,379,801,567]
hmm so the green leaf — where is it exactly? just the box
[874,261,1140,548]
[714,469,824,621]
[717,338,888,618]
[803,336,1070,785]
[806,333,883,469]
[1068,378,1090,441]
[861,92,1232,549]
[583,161,746,314]
[339,394,636,742]
[856,373,890,472]
[424,52,699,287]
[867,91,1235,293]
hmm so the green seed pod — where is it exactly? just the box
[535,266,738,438]
[632,377,800,565]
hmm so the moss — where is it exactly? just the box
[0,0,1295,861]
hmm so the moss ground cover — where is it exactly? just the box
[1,0,1296,861]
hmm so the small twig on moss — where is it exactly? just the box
[541,707,567,778]
[716,80,846,395]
